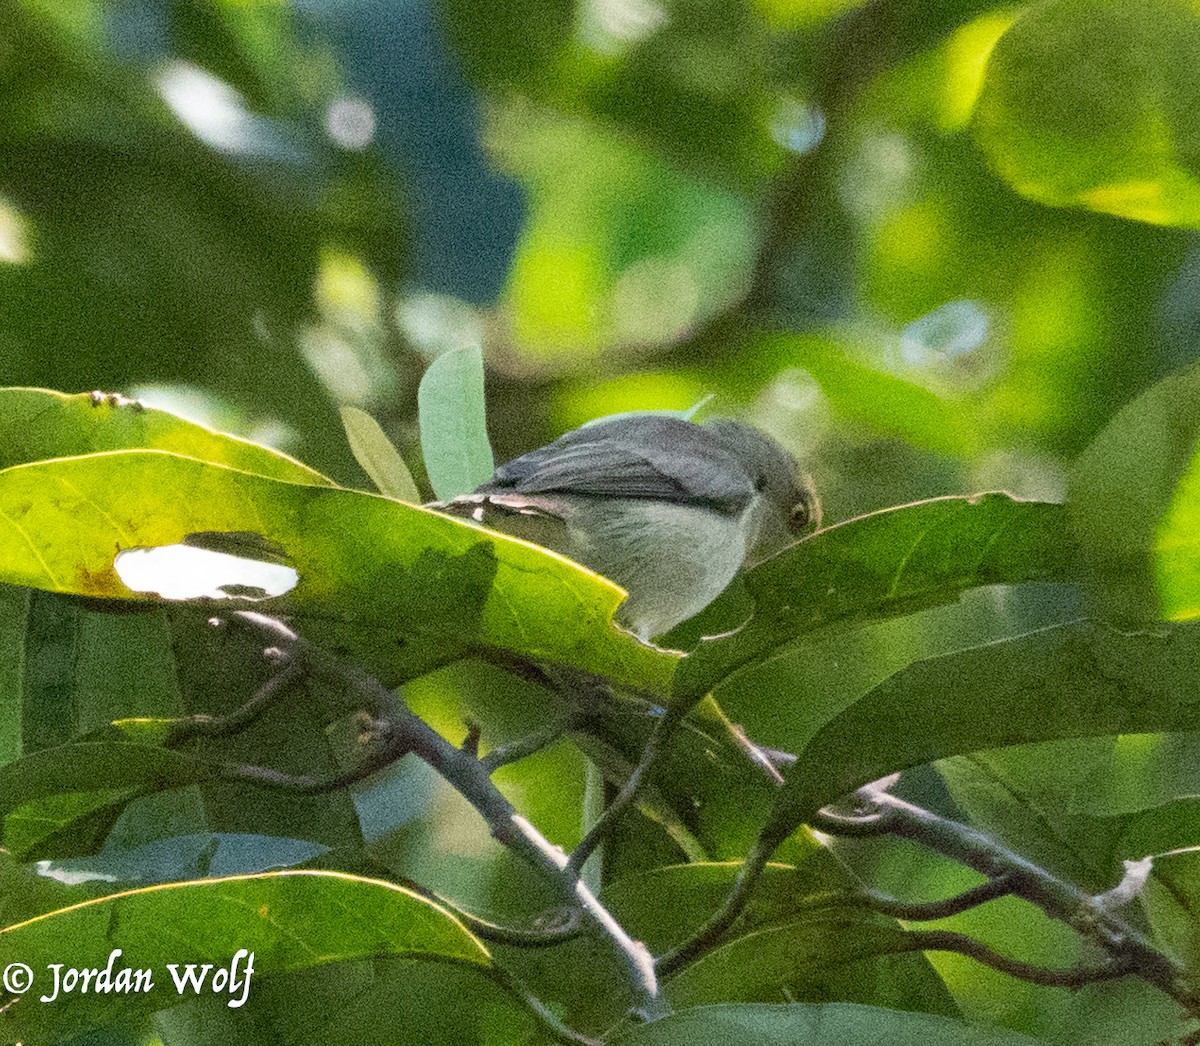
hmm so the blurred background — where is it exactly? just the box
[3,0,1193,525]
[6,7,1200,1032]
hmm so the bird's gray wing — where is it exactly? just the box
[476,416,756,514]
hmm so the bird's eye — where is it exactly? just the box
[789,501,810,529]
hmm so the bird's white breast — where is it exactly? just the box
[563,495,761,640]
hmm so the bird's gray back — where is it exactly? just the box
[477,415,757,515]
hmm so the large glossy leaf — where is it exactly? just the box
[1159,455,1200,621]
[772,618,1200,831]
[676,495,1071,699]
[0,743,213,837]
[1102,800,1200,973]
[665,916,951,1011]
[935,748,1127,893]
[19,592,183,755]
[603,858,819,949]
[974,0,1200,227]
[200,957,539,1046]
[0,869,490,1041]
[604,859,958,1017]
[613,1002,1040,1044]
[0,450,677,693]
[0,388,331,484]
[38,833,330,885]
[0,592,214,859]
[1070,360,1200,621]
[0,849,92,927]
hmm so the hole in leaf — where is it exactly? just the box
[114,540,298,601]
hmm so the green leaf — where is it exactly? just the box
[7,592,198,856]
[0,450,676,693]
[974,0,1200,226]
[0,743,213,822]
[0,585,29,765]
[665,916,954,1012]
[612,1002,1040,1044]
[0,738,219,858]
[1069,360,1200,620]
[604,855,832,954]
[935,748,1127,892]
[1102,800,1200,972]
[676,495,1071,699]
[1110,795,1200,862]
[0,848,93,928]
[417,346,495,501]
[21,592,183,754]
[771,618,1200,832]
[1156,442,1200,623]
[0,869,490,1041]
[5,787,140,860]
[604,859,958,1017]
[1141,849,1200,973]
[338,406,421,502]
[0,388,331,485]
[937,733,1200,822]
[230,957,537,1046]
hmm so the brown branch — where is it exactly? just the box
[566,701,691,879]
[223,612,661,1018]
[164,659,306,744]
[655,831,776,978]
[812,784,1200,1018]
[851,877,1017,922]
[901,929,1132,989]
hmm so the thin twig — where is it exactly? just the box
[902,930,1131,988]
[656,773,1200,1020]
[747,877,1017,925]
[655,831,776,978]
[723,721,785,785]
[813,785,1200,1018]
[459,906,585,947]
[215,736,406,795]
[164,659,306,744]
[566,702,689,879]
[480,718,574,773]
[386,873,587,947]
[851,877,1016,922]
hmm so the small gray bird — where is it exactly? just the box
[437,415,820,641]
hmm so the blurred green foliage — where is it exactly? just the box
[2,0,1194,506]
[4,0,1200,1043]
